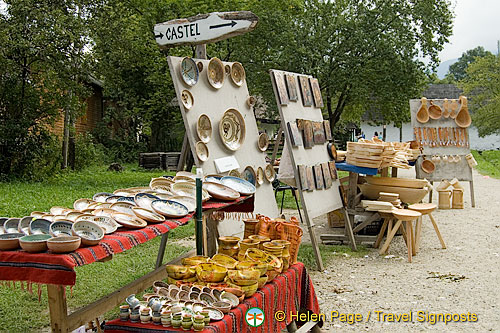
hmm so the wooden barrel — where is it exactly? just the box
[438,190,452,209]
[452,189,464,209]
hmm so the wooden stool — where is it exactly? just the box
[378,209,421,262]
[408,203,446,252]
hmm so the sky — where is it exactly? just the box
[439,0,500,61]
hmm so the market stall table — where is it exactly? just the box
[0,196,254,332]
[103,262,320,333]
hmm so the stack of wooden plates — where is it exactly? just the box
[361,200,394,211]
[346,142,385,168]
[377,192,401,207]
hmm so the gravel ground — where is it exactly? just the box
[286,168,500,332]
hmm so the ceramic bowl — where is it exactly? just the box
[230,62,245,87]
[132,207,166,223]
[49,220,74,237]
[257,133,269,152]
[207,57,225,89]
[65,211,82,222]
[19,234,52,253]
[165,265,196,280]
[265,164,276,182]
[198,292,216,305]
[0,217,8,234]
[227,269,260,286]
[203,182,240,201]
[256,167,265,186]
[210,253,238,270]
[47,236,81,253]
[71,220,104,246]
[74,214,95,222]
[73,198,95,211]
[220,291,239,308]
[50,206,67,216]
[18,216,33,235]
[0,233,24,250]
[195,141,209,162]
[196,263,227,283]
[111,212,147,229]
[105,195,123,203]
[220,176,256,195]
[90,216,119,234]
[204,307,224,321]
[126,294,141,309]
[30,212,45,218]
[197,114,212,144]
[134,193,160,210]
[212,301,232,314]
[152,280,169,293]
[180,89,194,110]
[116,196,137,205]
[169,196,196,213]
[88,202,113,210]
[182,256,209,267]
[93,192,114,203]
[92,208,115,217]
[228,281,258,298]
[151,200,189,218]
[219,109,246,151]
[257,275,268,288]
[29,218,51,235]
[110,202,135,215]
[211,288,222,301]
[4,218,20,234]
[41,214,55,221]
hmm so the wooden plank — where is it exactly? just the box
[271,126,283,165]
[47,285,69,333]
[177,135,189,171]
[469,180,475,208]
[320,234,377,244]
[65,250,195,331]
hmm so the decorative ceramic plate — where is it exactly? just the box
[74,198,95,211]
[105,195,123,203]
[205,175,223,184]
[65,211,82,222]
[134,193,160,210]
[180,57,199,87]
[172,183,210,202]
[151,200,189,218]
[91,216,119,234]
[132,207,166,223]
[257,133,269,152]
[207,57,224,89]
[18,216,33,235]
[88,202,113,210]
[41,214,55,222]
[203,182,240,201]
[180,90,194,110]
[221,176,256,195]
[110,202,135,215]
[93,208,115,217]
[176,171,197,180]
[204,307,224,321]
[28,218,51,235]
[196,141,209,162]
[113,189,133,196]
[230,62,245,86]
[169,196,196,213]
[71,220,104,242]
[219,109,246,151]
[93,192,113,203]
[116,196,137,205]
[256,167,265,186]
[154,192,172,200]
[150,178,173,188]
[75,214,95,222]
[111,212,147,229]
[265,164,276,182]
[228,169,241,178]
[173,175,196,184]
[242,166,257,186]
[150,185,172,195]
[49,221,73,237]
[196,114,212,143]
[50,206,67,216]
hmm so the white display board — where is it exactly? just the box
[270,70,343,219]
[167,56,279,219]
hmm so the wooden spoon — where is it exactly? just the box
[416,97,430,123]
[450,99,458,119]
[443,98,450,118]
[455,95,471,128]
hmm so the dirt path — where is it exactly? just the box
[286,169,500,332]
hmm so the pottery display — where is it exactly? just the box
[180,57,199,87]
[0,233,24,250]
[71,220,104,246]
[257,133,269,152]
[49,220,73,237]
[29,218,51,235]
[47,236,81,253]
[220,176,256,195]
[151,199,189,218]
[207,57,225,89]
[195,141,209,162]
[203,182,240,201]
[180,90,194,110]
[197,114,212,143]
[90,216,120,234]
[219,109,246,151]
[230,62,245,86]
[19,234,52,253]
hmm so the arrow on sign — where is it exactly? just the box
[209,20,237,29]
[155,32,164,39]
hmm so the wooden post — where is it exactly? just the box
[469,180,475,208]
[47,285,68,333]
[271,125,283,165]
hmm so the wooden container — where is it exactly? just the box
[452,189,464,209]
[438,190,452,209]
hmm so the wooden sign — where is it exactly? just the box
[154,11,258,48]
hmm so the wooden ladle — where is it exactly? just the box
[421,156,435,174]
[416,97,429,123]
[428,100,442,120]
[455,95,472,128]
[449,99,459,119]
[443,98,450,118]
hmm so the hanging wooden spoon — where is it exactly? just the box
[443,98,450,118]
[450,99,458,119]
[418,127,423,146]
[438,127,443,146]
[422,127,428,146]
[416,97,430,123]
[455,95,472,128]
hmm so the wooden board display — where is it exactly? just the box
[168,56,279,222]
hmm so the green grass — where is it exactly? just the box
[0,164,193,332]
[472,150,500,179]
[298,243,368,270]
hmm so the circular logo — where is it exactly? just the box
[245,307,265,327]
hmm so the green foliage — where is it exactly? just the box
[74,133,108,170]
[459,54,500,137]
[448,46,493,82]
[471,150,500,179]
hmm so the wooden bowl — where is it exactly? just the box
[196,263,227,283]
[421,159,435,174]
[165,265,196,280]
[428,101,442,119]
[0,233,24,250]
[416,97,429,123]
[19,234,52,253]
[408,203,437,215]
[47,236,81,253]
[358,184,429,204]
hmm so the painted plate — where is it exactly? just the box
[75,214,95,222]
[265,164,276,182]
[73,198,95,211]
[242,166,257,186]
[65,211,82,222]
[180,57,199,87]
[151,200,189,218]
[196,141,209,162]
[111,212,147,229]
[92,208,115,217]
[230,62,245,86]
[93,192,113,203]
[91,216,119,234]
[176,171,197,180]
[171,183,210,202]
[110,202,135,215]
[256,167,265,186]
[204,307,224,321]
[105,195,123,203]
[228,169,241,178]
[257,133,269,152]
[116,196,137,205]
[113,188,133,196]
[203,182,240,201]
[219,109,246,151]
[180,90,194,110]
[134,193,160,210]
[132,207,166,223]
[50,206,67,216]
[221,176,256,195]
[197,114,212,143]
[205,174,223,184]
[169,196,196,213]
[207,57,225,89]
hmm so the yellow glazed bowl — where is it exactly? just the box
[196,263,228,283]
[210,253,238,269]
[257,275,268,289]
[182,256,209,267]
[165,265,196,280]
[227,281,258,298]
[227,269,260,286]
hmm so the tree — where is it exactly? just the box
[448,46,493,82]
[459,54,500,137]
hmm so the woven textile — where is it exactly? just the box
[0,196,254,286]
[103,262,321,333]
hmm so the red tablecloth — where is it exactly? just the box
[103,262,320,333]
[0,196,254,286]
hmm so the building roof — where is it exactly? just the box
[422,84,462,99]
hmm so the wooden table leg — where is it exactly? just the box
[428,213,446,249]
[399,223,408,247]
[379,220,402,255]
[429,181,434,203]
[469,180,476,208]
[155,232,169,268]
[405,221,412,263]
[384,219,394,254]
[47,284,69,333]
[409,220,416,256]
[414,216,422,253]
[374,218,389,248]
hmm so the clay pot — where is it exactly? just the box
[243,219,259,238]
[218,236,240,259]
